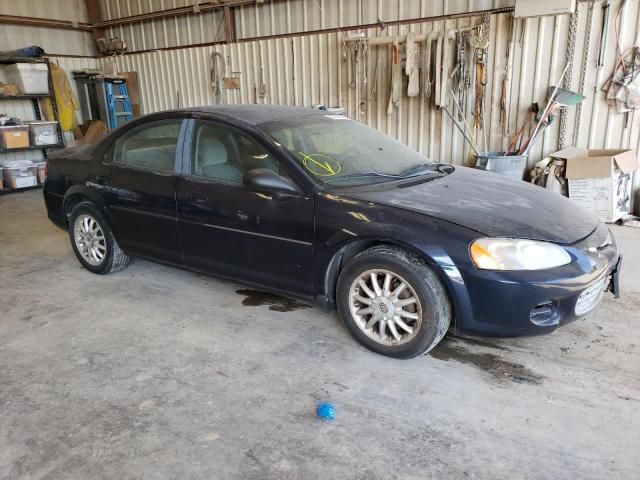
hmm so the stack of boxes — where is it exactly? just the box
[0,62,60,191]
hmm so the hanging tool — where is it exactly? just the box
[211,52,226,104]
[369,46,380,102]
[387,37,402,115]
[434,33,444,109]
[597,1,611,71]
[471,15,490,153]
[405,33,420,97]
[439,33,455,111]
[361,39,369,114]
[423,32,438,98]
[501,14,516,137]
[257,44,267,100]
[450,31,469,120]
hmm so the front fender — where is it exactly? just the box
[315,192,478,327]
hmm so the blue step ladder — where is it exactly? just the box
[104,79,133,130]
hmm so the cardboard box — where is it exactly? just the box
[554,147,639,223]
[0,126,30,149]
[0,83,20,95]
[78,120,107,145]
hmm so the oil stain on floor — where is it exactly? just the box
[430,337,544,385]
[236,289,312,313]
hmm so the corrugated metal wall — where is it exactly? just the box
[236,0,513,38]
[0,0,93,56]
[100,0,226,50]
[0,0,87,22]
[100,0,515,50]
[96,0,640,168]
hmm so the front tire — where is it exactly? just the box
[68,201,130,274]
[336,245,451,358]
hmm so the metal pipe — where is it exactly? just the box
[442,107,480,155]
[449,89,479,154]
[0,14,92,31]
[94,1,254,28]
[99,4,514,34]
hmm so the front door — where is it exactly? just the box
[176,119,314,296]
[103,118,186,264]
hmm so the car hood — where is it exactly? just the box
[343,166,599,244]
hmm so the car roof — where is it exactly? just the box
[176,104,326,126]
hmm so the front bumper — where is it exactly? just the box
[451,226,621,337]
[608,255,622,298]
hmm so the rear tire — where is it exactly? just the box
[336,245,451,358]
[68,201,130,274]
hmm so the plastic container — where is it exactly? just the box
[33,161,46,184]
[474,152,528,179]
[3,63,49,94]
[26,121,58,146]
[3,160,37,189]
[0,125,30,149]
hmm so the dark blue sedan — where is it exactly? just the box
[43,105,621,358]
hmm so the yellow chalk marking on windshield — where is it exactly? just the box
[299,152,342,177]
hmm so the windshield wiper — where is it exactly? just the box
[397,163,455,177]
[397,163,437,177]
[325,163,454,184]
[324,172,403,183]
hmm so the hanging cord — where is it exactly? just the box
[211,52,226,104]
[557,7,579,150]
[614,0,629,73]
[369,47,380,101]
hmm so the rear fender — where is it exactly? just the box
[61,186,125,244]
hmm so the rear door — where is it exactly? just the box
[176,119,315,296]
[102,118,187,264]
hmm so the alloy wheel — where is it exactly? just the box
[73,214,107,266]
[348,269,423,346]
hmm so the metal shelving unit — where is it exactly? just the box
[0,57,65,193]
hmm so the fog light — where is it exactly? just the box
[530,301,560,326]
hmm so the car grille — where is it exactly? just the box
[575,276,608,316]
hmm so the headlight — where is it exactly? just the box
[470,238,572,270]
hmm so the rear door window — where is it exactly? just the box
[113,119,184,172]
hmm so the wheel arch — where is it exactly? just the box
[319,237,457,323]
[63,186,107,224]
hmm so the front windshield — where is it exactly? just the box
[260,114,445,186]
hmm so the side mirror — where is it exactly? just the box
[243,168,301,199]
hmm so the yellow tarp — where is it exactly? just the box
[42,63,79,131]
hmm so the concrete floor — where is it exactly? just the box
[1,189,639,480]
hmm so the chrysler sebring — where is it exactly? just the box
[43,105,621,358]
